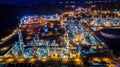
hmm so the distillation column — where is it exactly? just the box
[18,28,24,57]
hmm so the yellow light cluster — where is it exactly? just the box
[98,45,103,49]
[28,58,37,63]
[6,58,14,63]
[6,54,12,58]
[0,47,8,51]
[71,54,77,58]
[51,54,59,60]
[117,13,120,17]
[0,58,4,62]
[92,57,112,64]
[102,57,111,63]
[41,58,47,63]
[62,58,69,63]
[97,27,103,31]
[74,58,82,65]
[0,28,17,44]
[17,58,25,63]
[92,57,101,62]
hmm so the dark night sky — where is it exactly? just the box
[0,0,84,4]
[0,0,48,2]
[0,0,51,5]
[0,0,118,5]
[0,0,118,3]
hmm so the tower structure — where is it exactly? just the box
[18,28,24,57]
[66,32,70,54]
[34,34,40,46]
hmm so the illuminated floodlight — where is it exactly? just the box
[43,25,48,33]
[71,5,75,8]
[76,7,82,11]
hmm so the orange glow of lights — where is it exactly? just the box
[17,58,25,63]
[49,23,54,28]
[102,57,111,63]
[0,58,4,62]
[6,54,12,58]
[29,58,37,63]
[62,58,69,63]
[92,57,101,62]
[0,47,8,51]
[97,27,103,31]
[6,58,14,63]
[41,58,47,63]
[107,64,115,67]
[71,54,77,58]
[74,58,82,65]
[98,45,103,49]
[117,13,120,17]
[51,54,59,60]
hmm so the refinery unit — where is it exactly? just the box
[0,7,120,67]
[6,13,102,59]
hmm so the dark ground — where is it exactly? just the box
[95,31,120,56]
